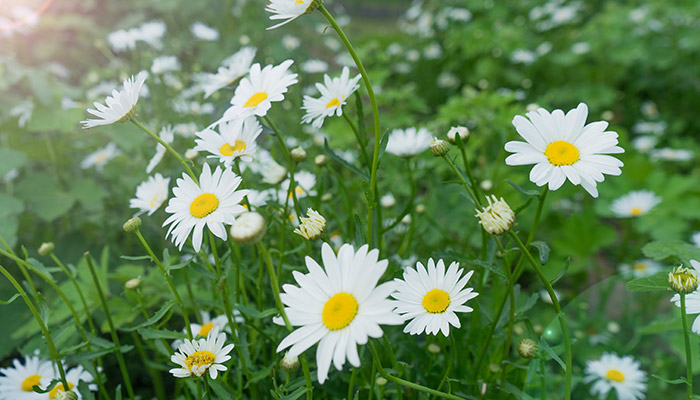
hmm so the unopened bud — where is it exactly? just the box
[447,126,470,144]
[517,338,537,359]
[38,242,55,256]
[291,146,307,162]
[280,352,300,372]
[56,391,79,400]
[668,265,699,294]
[415,204,426,214]
[185,149,199,160]
[430,137,450,157]
[380,194,396,208]
[123,217,142,232]
[475,195,514,235]
[321,193,332,202]
[427,343,440,354]
[230,212,266,245]
[375,377,388,386]
[314,154,327,167]
[125,278,141,290]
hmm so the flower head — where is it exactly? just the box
[230,212,266,244]
[81,74,146,128]
[584,353,647,400]
[610,190,661,217]
[669,263,699,294]
[129,173,171,216]
[265,0,320,30]
[294,208,326,240]
[386,128,432,157]
[80,143,121,171]
[619,259,661,278]
[170,326,234,379]
[505,103,624,197]
[302,67,362,129]
[195,117,262,166]
[671,261,700,333]
[0,353,55,399]
[391,259,478,336]
[447,126,469,144]
[475,195,515,235]
[275,243,402,383]
[163,164,248,252]
[198,47,257,98]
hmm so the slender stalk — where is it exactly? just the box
[318,4,382,246]
[84,253,135,399]
[436,335,457,394]
[441,155,477,205]
[131,118,197,183]
[494,239,515,398]
[681,293,694,398]
[0,263,69,388]
[458,145,482,207]
[50,252,96,331]
[508,232,571,400]
[539,357,546,400]
[133,229,193,340]
[348,367,357,400]
[342,112,370,169]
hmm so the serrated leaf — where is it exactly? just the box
[529,241,550,265]
[626,271,669,292]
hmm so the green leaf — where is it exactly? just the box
[235,303,277,320]
[32,379,59,394]
[71,345,134,362]
[120,300,176,332]
[137,327,186,340]
[0,293,20,305]
[361,180,374,206]
[281,387,312,400]
[643,240,700,263]
[353,213,365,247]
[120,255,153,261]
[626,271,669,292]
[15,173,75,222]
[114,384,122,400]
[550,257,571,285]
[651,374,688,385]
[68,178,107,210]
[209,379,235,398]
[324,138,369,180]
[376,129,390,161]
[529,241,550,265]
[0,149,29,177]
[539,338,565,370]
[78,380,96,400]
[506,179,540,197]
[0,193,24,217]
[27,258,54,281]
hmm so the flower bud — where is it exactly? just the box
[230,212,266,245]
[314,154,327,167]
[280,352,300,372]
[380,194,396,208]
[668,265,699,294]
[321,193,332,202]
[291,146,307,162]
[125,278,141,290]
[517,338,537,359]
[430,137,450,157]
[55,391,79,400]
[185,148,199,160]
[427,343,440,354]
[293,208,326,240]
[122,217,142,232]
[415,204,426,214]
[38,242,55,256]
[475,195,515,235]
[375,377,388,386]
[447,126,469,144]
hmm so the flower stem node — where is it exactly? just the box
[123,217,142,232]
[230,212,266,245]
[447,126,470,144]
[518,338,538,359]
[430,137,451,157]
[280,352,300,372]
[293,208,326,240]
[38,242,55,256]
[668,265,699,294]
[475,195,515,235]
[314,154,328,167]
[291,146,307,162]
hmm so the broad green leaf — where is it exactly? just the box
[0,193,23,217]
[643,240,700,263]
[137,327,186,340]
[0,149,29,176]
[120,300,176,332]
[626,271,669,292]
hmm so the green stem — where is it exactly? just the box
[318,4,381,246]
[84,253,135,399]
[681,293,694,398]
[50,252,96,332]
[348,367,357,400]
[508,232,571,400]
[459,146,482,207]
[0,263,69,388]
[494,239,515,399]
[133,229,193,340]
[436,335,457,394]
[441,155,477,205]
[131,118,197,183]
[342,112,370,169]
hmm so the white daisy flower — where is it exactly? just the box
[631,136,657,153]
[146,125,174,173]
[190,22,219,41]
[0,353,55,400]
[172,311,243,349]
[51,365,97,399]
[170,326,234,379]
[391,259,478,336]
[248,150,288,185]
[129,173,171,216]
[265,0,319,30]
[584,353,647,400]
[151,56,181,74]
[275,242,403,383]
[245,189,273,209]
[136,20,166,49]
[650,148,693,162]
[610,190,661,217]
[282,35,301,50]
[279,171,316,202]
[80,142,121,171]
[505,103,624,197]
[671,260,700,333]
[194,117,262,166]
[81,74,146,128]
[619,259,662,278]
[386,128,432,157]
[198,47,257,99]
[216,61,298,125]
[107,29,139,52]
[163,163,248,252]
[692,232,700,248]
[301,59,329,74]
[302,67,362,129]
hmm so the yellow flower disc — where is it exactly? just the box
[325,98,340,109]
[185,350,216,373]
[220,140,247,156]
[544,140,580,166]
[243,92,268,108]
[322,292,359,331]
[422,289,450,314]
[606,369,625,382]
[49,382,75,399]
[198,322,215,337]
[190,193,220,218]
[21,374,41,392]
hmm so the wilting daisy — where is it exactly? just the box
[276,243,402,383]
[610,190,661,217]
[293,208,327,240]
[279,171,316,202]
[386,128,432,157]
[81,74,146,128]
[80,142,121,171]
[0,353,55,400]
[146,125,174,173]
[170,326,234,379]
[671,260,700,333]
[48,365,97,399]
[504,103,624,197]
[302,67,362,129]
[392,259,478,336]
[265,0,319,30]
[129,173,170,216]
[198,47,256,99]
[215,61,298,125]
[163,163,248,252]
[194,117,262,166]
[619,259,661,278]
[584,353,647,400]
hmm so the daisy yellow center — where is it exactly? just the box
[289,186,305,199]
[184,350,216,373]
[326,98,340,109]
[198,322,214,337]
[21,374,41,391]
[633,263,647,271]
[243,92,268,108]
[544,140,580,166]
[220,140,247,156]
[295,0,304,4]
[322,292,359,331]
[423,289,450,313]
[150,196,159,208]
[606,369,625,382]
[630,207,643,216]
[49,382,74,399]
[190,193,220,218]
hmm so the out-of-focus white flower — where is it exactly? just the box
[9,101,33,128]
[511,49,536,65]
[198,47,257,99]
[632,121,666,135]
[301,59,329,74]
[423,42,442,59]
[191,22,219,41]
[81,143,121,171]
[282,34,301,50]
[631,136,657,153]
[151,56,181,74]
[302,67,361,129]
[386,128,432,157]
[584,353,647,400]
[146,125,174,173]
[650,148,693,162]
[571,42,591,54]
[610,190,661,217]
